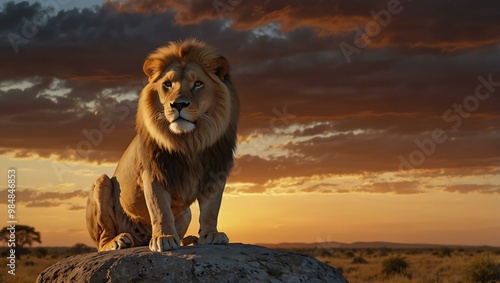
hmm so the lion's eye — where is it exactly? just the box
[163,81,172,89]
[193,81,204,90]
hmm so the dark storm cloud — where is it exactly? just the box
[0,78,137,163]
[1,1,180,80]
[113,0,500,50]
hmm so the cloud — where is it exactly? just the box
[354,181,422,194]
[71,169,97,177]
[443,184,500,194]
[0,187,88,208]
[224,182,260,195]
[68,205,86,210]
[0,78,137,163]
[227,168,500,195]
[228,173,423,195]
[233,122,500,186]
[25,200,62,208]
[110,0,500,51]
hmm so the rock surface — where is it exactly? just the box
[37,243,348,283]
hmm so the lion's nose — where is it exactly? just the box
[170,102,190,111]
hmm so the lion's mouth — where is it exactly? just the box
[173,117,197,124]
[169,117,197,134]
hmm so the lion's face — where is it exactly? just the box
[136,40,238,153]
[154,62,219,135]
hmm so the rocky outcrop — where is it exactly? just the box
[37,243,348,282]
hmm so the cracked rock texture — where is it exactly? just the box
[37,243,348,282]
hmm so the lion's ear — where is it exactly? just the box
[213,57,229,82]
[143,58,162,80]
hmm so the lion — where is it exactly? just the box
[86,39,239,252]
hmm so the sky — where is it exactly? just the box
[0,0,499,247]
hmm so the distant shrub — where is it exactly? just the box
[344,251,355,258]
[433,247,452,258]
[463,254,500,283]
[34,247,48,258]
[351,256,369,264]
[382,257,409,276]
[379,247,391,257]
[317,248,332,257]
[406,250,414,255]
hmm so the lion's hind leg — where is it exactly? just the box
[86,174,134,251]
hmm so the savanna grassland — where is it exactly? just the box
[282,246,500,283]
[0,245,499,282]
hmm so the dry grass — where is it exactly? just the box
[0,246,498,282]
[290,247,500,283]
[0,255,65,283]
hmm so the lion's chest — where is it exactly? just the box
[142,136,234,207]
[151,154,210,205]
[169,171,201,205]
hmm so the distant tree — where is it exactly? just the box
[0,225,41,259]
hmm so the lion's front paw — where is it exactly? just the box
[197,232,229,245]
[149,234,180,252]
[112,233,134,250]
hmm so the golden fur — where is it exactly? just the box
[86,39,239,252]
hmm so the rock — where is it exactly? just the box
[37,243,348,283]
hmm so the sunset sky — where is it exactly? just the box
[0,0,499,247]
